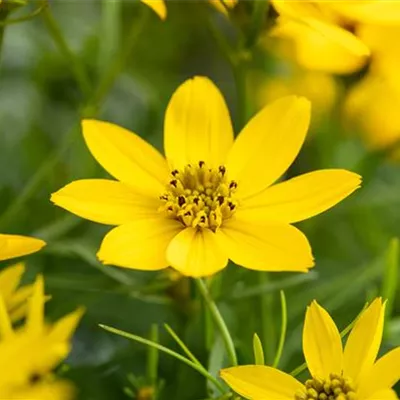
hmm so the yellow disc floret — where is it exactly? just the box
[295,374,357,400]
[159,161,238,230]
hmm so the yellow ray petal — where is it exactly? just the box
[272,17,369,74]
[9,380,75,400]
[27,275,45,335]
[49,307,85,343]
[215,219,314,272]
[303,301,343,380]
[0,295,13,339]
[226,96,311,199]
[0,234,46,262]
[82,119,169,197]
[343,298,385,384]
[238,169,361,224]
[220,365,303,400]
[0,262,25,300]
[166,227,228,277]
[140,0,166,20]
[164,76,234,170]
[365,389,399,400]
[360,348,400,398]
[98,218,182,271]
[51,179,158,226]
[328,2,400,24]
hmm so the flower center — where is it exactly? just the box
[295,374,357,400]
[159,161,238,230]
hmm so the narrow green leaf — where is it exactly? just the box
[252,333,265,365]
[382,238,399,319]
[272,291,287,368]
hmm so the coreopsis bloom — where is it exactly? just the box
[51,76,361,277]
[221,298,400,400]
[0,275,84,399]
[0,233,45,262]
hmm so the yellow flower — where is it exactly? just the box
[0,233,45,262]
[140,0,237,19]
[0,263,36,323]
[270,1,370,74]
[0,275,84,399]
[51,76,361,277]
[221,299,400,400]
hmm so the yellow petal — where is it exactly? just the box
[303,301,343,380]
[0,234,45,262]
[272,17,369,74]
[208,0,237,15]
[166,227,228,277]
[51,179,158,226]
[226,96,311,199]
[365,389,399,400]
[328,2,400,24]
[215,218,314,272]
[343,298,385,384]
[140,0,166,20]
[27,275,45,335]
[238,169,361,223]
[82,119,169,197]
[164,76,234,170]
[98,218,182,271]
[220,365,303,400]
[9,380,75,400]
[359,348,400,398]
[49,307,85,343]
[0,262,25,301]
[0,295,13,339]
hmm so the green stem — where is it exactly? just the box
[259,273,275,364]
[195,279,238,366]
[232,59,249,130]
[246,0,270,49]
[272,291,287,368]
[42,6,91,96]
[99,324,225,393]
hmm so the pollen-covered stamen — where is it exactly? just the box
[159,161,238,230]
[294,373,357,400]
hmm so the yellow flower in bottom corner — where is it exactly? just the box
[0,276,84,399]
[51,76,361,278]
[221,299,400,400]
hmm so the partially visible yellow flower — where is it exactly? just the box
[0,263,36,323]
[0,233,45,262]
[52,76,361,277]
[221,298,400,400]
[140,0,237,20]
[0,275,84,399]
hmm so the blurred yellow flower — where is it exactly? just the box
[222,298,400,400]
[0,233,45,262]
[0,275,84,399]
[51,76,361,277]
[0,263,36,323]
[271,1,370,74]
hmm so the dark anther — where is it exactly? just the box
[229,181,237,189]
[228,202,235,210]
[200,216,206,223]
[219,166,226,175]
[198,160,205,167]
[184,211,192,216]
[171,169,179,176]
[193,197,199,205]
[160,195,168,201]
[29,373,41,384]
[167,206,174,212]
[178,196,186,206]
[217,196,225,205]
[170,179,177,187]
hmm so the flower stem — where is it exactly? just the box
[195,278,238,366]
[41,5,91,97]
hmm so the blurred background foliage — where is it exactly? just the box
[1,0,400,399]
